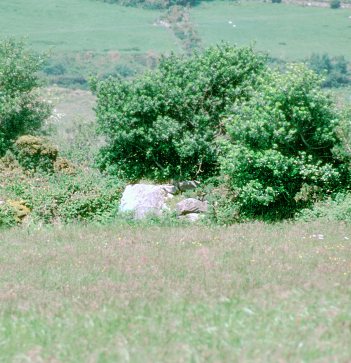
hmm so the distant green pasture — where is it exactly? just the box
[1,0,351,61]
[1,0,351,88]
[0,0,177,53]
[191,2,351,60]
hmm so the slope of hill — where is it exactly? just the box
[0,0,177,53]
[1,1,351,59]
[191,2,351,60]
[1,0,350,86]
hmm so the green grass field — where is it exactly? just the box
[0,0,177,54]
[1,0,351,60]
[2,0,351,87]
[0,221,350,362]
[332,85,351,106]
[191,2,351,60]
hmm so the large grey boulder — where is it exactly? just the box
[119,184,169,219]
[176,198,208,215]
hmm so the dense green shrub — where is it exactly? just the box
[297,193,351,222]
[94,45,266,181]
[219,64,348,221]
[330,0,341,8]
[308,53,349,87]
[28,173,123,224]
[1,168,124,225]
[14,135,58,173]
[0,39,51,156]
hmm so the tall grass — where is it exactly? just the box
[0,221,350,362]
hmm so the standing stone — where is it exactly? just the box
[119,184,169,219]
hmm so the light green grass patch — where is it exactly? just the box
[0,0,178,53]
[332,85,351,106]
[0,222,350,362]
[191,2,351,60]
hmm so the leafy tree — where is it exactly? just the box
[219,64,348,221]
[94,45,266,181]
[0,39,51,156]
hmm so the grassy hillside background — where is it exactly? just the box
[1,0,351,86]
[1,0,350,57]
[192,2,351,60]
[0,0,176,53]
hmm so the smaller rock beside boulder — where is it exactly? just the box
[176,198,208,215]
[162,184,178,195]
[177,181,200,192]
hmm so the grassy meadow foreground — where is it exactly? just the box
[0,222,350,362]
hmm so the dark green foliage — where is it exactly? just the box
[308,53,349,88]
[42,60,67,76]
[0,39,51,156]
[330,0,341,8]
[272,0,282,3]
[113,64,136,78]
[219,64,348,221]
[1,168,124,225]
[41,53,147,89]
[94,44,266,181]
